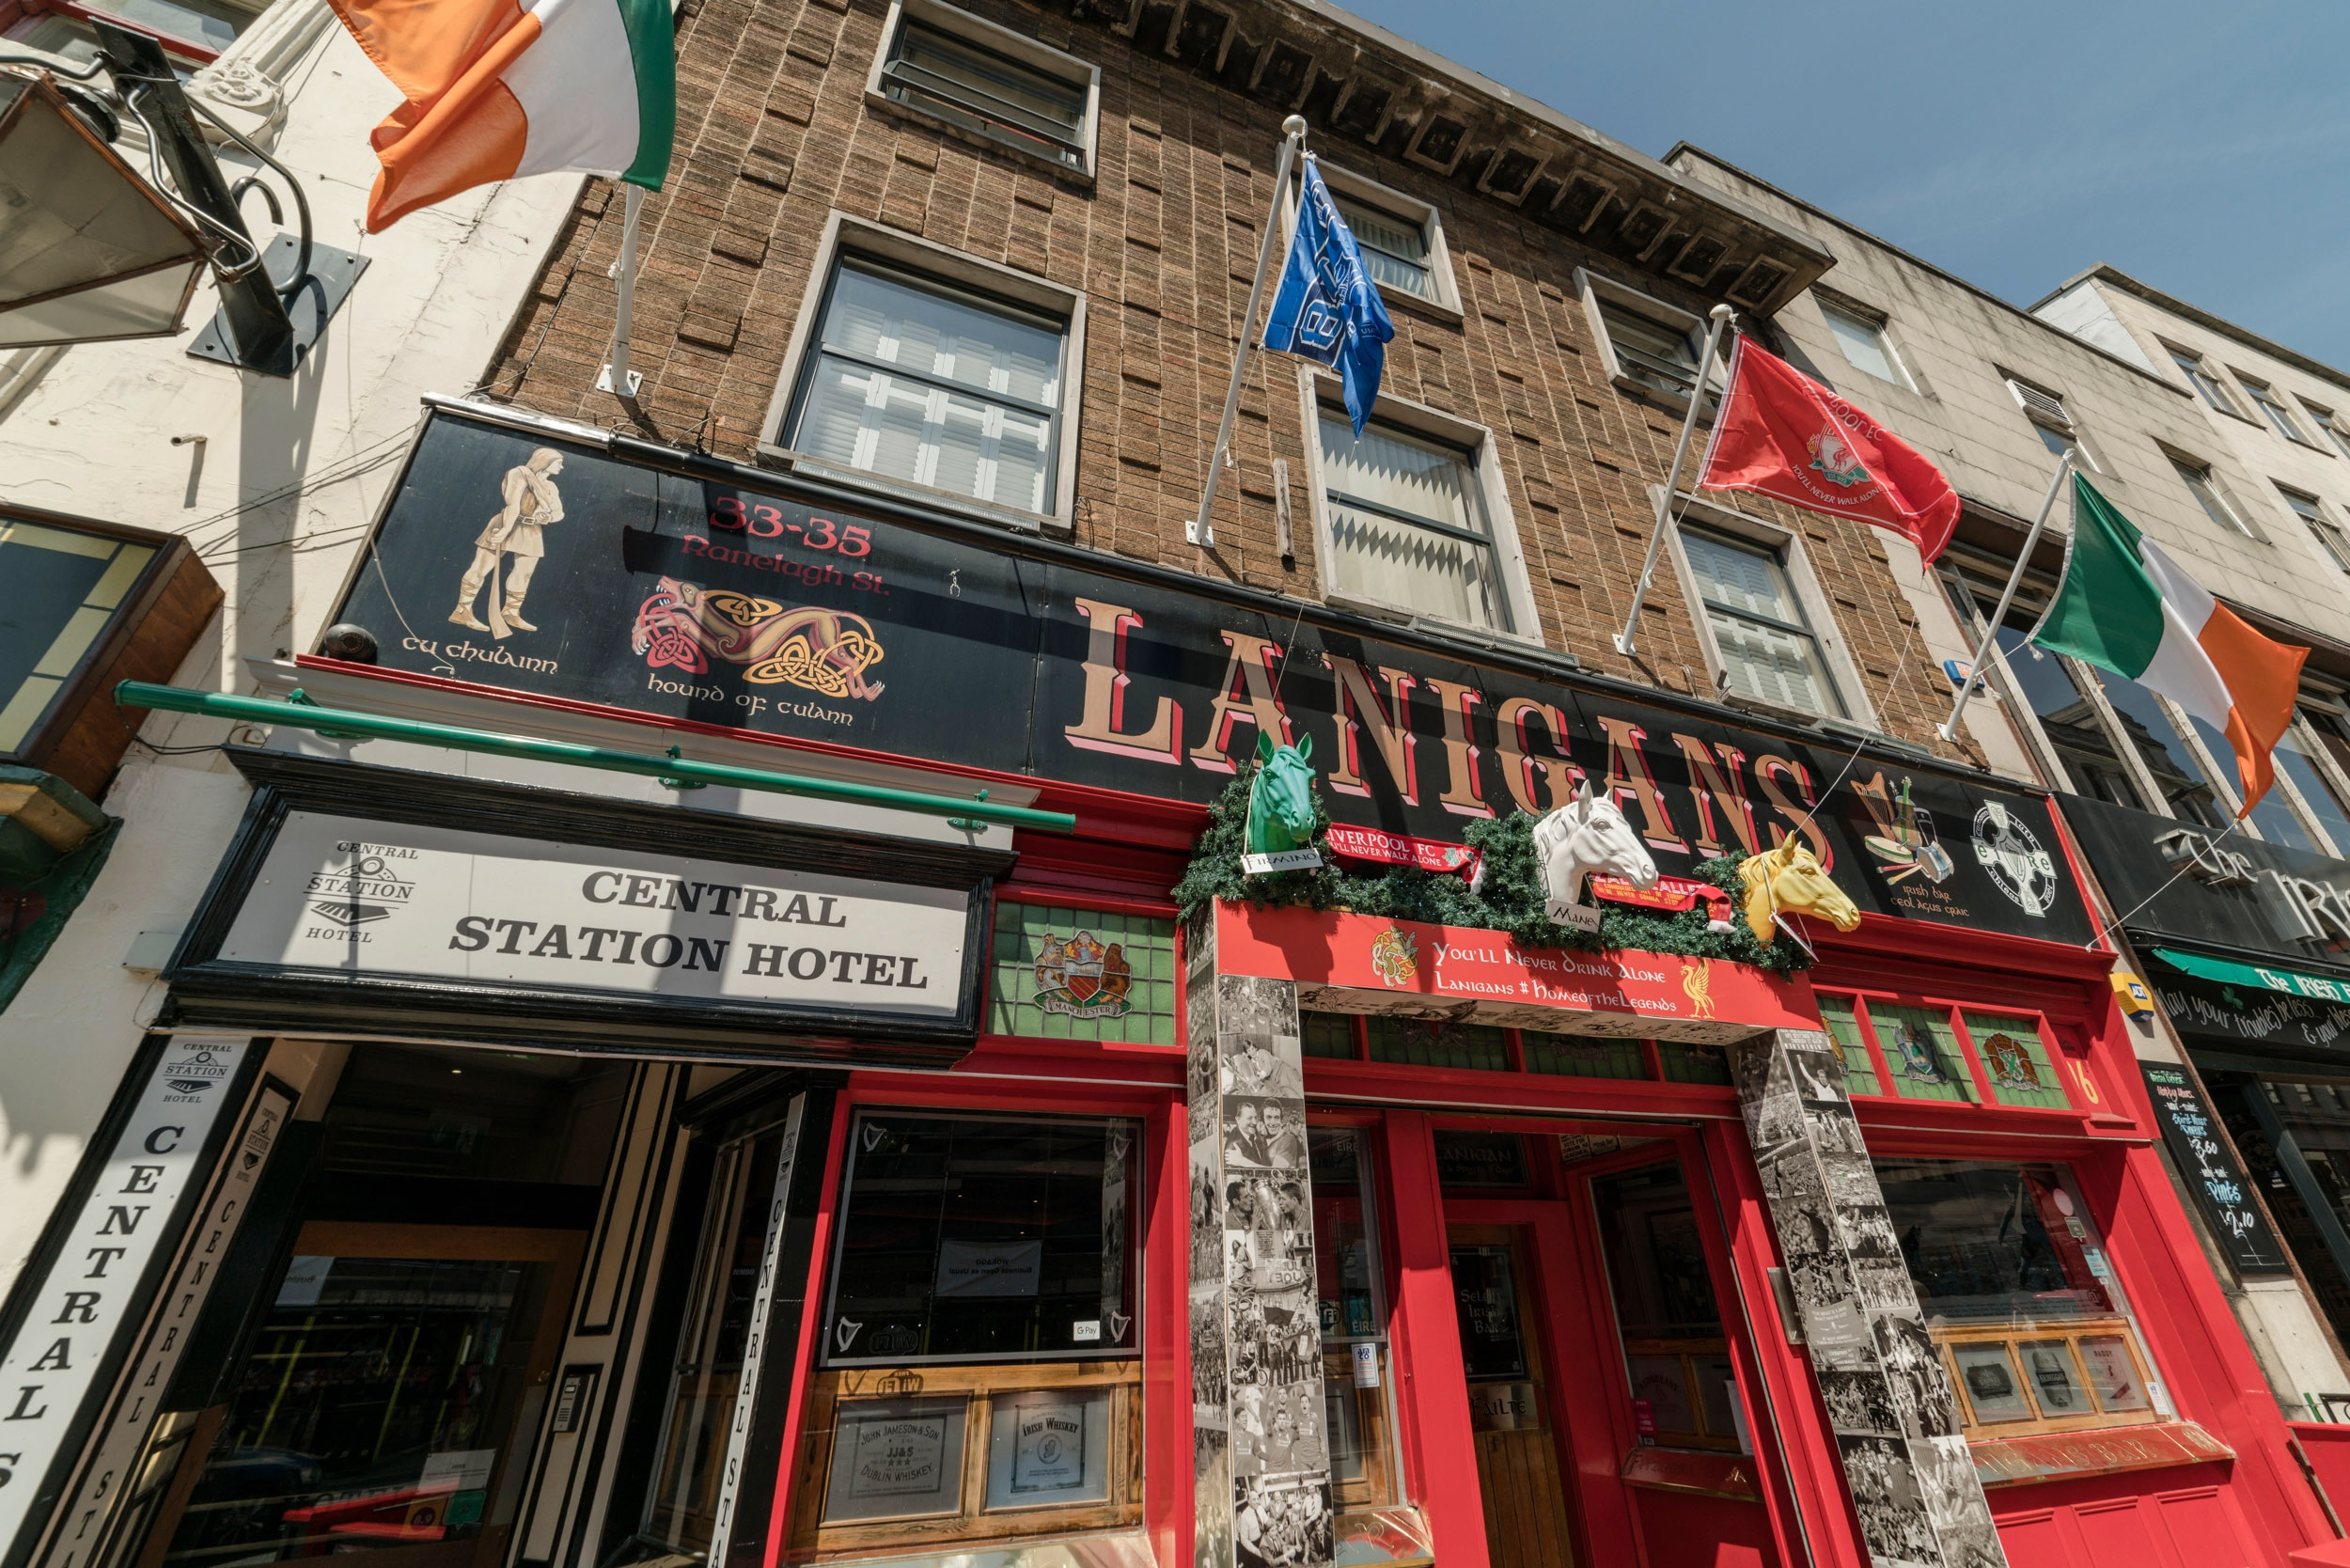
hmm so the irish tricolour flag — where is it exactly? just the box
[2035,476,2306,812]
[330,0,675,231]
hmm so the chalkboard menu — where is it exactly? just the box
[2141,1062,2292,1276]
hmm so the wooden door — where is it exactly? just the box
[1447,1222,1576,1568]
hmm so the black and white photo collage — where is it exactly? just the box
[1734,1030,2005,1568]
[1185,918,1336,1568]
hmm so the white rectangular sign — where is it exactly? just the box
[0,1037,249,1554]
[217,813,970,1017]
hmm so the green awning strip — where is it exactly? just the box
[2150,947,2350,1003]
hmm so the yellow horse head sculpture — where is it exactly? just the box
[1737,840,1862,945]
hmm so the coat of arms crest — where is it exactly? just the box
[1807,424,1870,488]
[1368,925,1418,988]
[1034,930,1134,1020]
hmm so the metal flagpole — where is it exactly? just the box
[1190,114,1309,547]
[599,183,646,398]
[1613,303,1736,656]
[1936,451,2074,741]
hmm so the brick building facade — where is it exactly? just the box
[481,0,1986,768]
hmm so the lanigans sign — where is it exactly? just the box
[337,410,2095,947]
[162,752,1005,1064]
[1212,902,1819,1044]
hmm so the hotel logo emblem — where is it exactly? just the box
[1033,930,1133,1020]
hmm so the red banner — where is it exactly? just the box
[1590,873,1733,927]
[1323,823,1481,879]
[1698,337,1961,564]
[1214,902,1817,1045]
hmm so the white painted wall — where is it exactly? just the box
[0,3,586,1296]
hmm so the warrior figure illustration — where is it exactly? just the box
[453,447,565,636]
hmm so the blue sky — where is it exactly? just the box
[1338,0,2350,368]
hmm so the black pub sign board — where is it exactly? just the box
[332,409,2094,945]
[2139,1063,2293,1276]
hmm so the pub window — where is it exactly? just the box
[1875,1159,2166,1439]
[1302,1009,1362,1059]
[989,901,1177,1045]
[1862,1000,1979,1105]
[1594,1161,1747,1451]
[1311,1127,1405,1515]
[782,254,1069,521]
[1677,525,1848,718]
[1818,994,1888,1098]
[795,1112,1141,1552]
[1956,1011,2071,1111]
[1657,1041,1733,1086]
[1523,1029,1645,1080]
[1315,410,1514,634]
[1366,1014,1509,1073]
[868,0,1099,176]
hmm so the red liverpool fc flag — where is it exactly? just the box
[1697,337,1961,564]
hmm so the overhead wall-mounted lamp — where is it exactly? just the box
[0,21,366,374]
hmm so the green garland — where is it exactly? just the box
[1172,769,1810,973]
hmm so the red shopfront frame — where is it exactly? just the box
[1810,914,2335,1567]
[747,822,2337,1568]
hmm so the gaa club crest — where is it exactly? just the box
[1033,930,1133,1020]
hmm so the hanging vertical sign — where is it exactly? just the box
[704,1094,807,1565]
[36,1081,292,1568]
[0,1038,255,1568]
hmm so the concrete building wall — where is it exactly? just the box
[1670,149,2350,657]
[0,6,578,1296]
[2038,268,2350,646]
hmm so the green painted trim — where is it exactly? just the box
[113,682,1074,834]
[616,0,676,190]
[2149,946,2350,1001]
[0,821,118,1014]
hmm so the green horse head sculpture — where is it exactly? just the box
[1246,731,1318,855]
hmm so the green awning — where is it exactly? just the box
[2150,947,2350,1002]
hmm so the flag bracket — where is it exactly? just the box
[600,183,647,399]
[1613,304,1735,657]
[1936,451,2072,743]
[1190,115,1308,548]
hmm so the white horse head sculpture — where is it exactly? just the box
[1532,784,1659,906]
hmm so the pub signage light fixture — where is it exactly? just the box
[0,21,365,372]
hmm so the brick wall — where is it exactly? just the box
[484,0,1978,765]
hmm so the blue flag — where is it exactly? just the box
[1261,156,1395,437]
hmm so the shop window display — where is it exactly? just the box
[792,1112,1142,1553]
[151,1046,630,1568]
[1593,1162,1746,1451]
[1873,1159,2164,1437]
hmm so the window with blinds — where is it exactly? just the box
[1318,415,1508,631]
[877,14,1090,171]
[1329,191,1436,302]
[789,259,1066,517]
[1595,295,1704,403]
[1678,527,1844,716]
